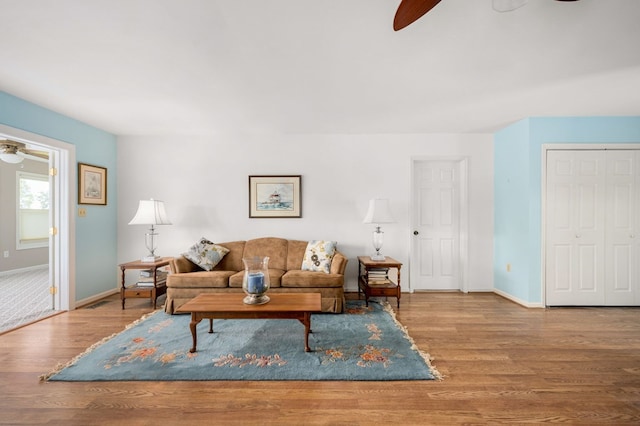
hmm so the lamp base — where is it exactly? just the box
[141,255,161,263]
[370,254,386,261]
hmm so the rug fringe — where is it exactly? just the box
[39,310,161,382]
[381,301,443,380]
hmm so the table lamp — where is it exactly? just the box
[128,199,172,262]
[363,198,395,261]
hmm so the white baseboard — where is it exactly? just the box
[0,264,48,276]
[76,288,119,309]
[493,288,545,308]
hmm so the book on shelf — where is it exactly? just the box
[367,279,392,286]
[136,278,167,287]
[138,271,168,282]
[139,269,169,278]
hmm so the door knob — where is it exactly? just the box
[413,231,419,235]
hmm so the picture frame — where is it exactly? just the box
[78,163,107,205]
[249,175,302,218]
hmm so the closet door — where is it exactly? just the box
[546,149,640,306]
[546,150,606,305]
[604,151,639,305]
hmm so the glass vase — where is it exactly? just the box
[242,256,271,305]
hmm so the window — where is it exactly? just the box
[17,171,49,249]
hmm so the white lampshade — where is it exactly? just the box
[128,199,172,226]
[128,199,171,262]
[363,198,395,224]
[0,152,24,164]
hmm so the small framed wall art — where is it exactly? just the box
[78,163,107,205]
[249,175,302,218]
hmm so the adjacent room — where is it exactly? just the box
[1,0,639,423]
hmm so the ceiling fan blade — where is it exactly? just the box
[393,0,442,31]
[22,148,49,160]
[492,0,528,13]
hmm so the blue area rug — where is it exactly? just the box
[43,300,440,381]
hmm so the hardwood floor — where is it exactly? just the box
[1,292,639,425]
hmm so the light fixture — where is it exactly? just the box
[363,198,396,261]
[0,145,24,163]
[128,199,172,262]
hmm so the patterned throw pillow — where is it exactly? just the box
[183,237,230,271]
[301,240,337,274]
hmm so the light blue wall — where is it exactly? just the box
[0,91,117,301]
[494,116,640,304]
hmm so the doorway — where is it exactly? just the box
[410,158,469,292]
[0,125,75,332]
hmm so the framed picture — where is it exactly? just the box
[249,175,302,218]
[78,163,107,205]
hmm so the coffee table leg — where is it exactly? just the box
[189,313,199,353]
[208,318,213,333]
[303,312,311,352]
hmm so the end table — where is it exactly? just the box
[119,257,172,309]
[357,256,403,308]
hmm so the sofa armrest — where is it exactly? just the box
[330,251,348,275]
[170,256,201,274]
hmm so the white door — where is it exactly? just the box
[546,150,606,305]
[545,149,639,306]
[604,151,639,305]
[411,160,461,290]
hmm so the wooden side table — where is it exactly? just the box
[357,256,403,308]
[119,257,172,309]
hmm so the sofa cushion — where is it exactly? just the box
[281,270,344,288]
[301,240,337,274]
[243,237,288,270]
[286,239,308,271]
[167,270,235,288]
[183,237,230,271]
[212,241,245,271]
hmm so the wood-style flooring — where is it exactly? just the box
[1,292,639,425]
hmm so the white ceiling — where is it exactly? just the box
[1,0,639,136]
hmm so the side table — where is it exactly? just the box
[119,257,172,309]
[357,256,403,308]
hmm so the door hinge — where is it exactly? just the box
[49,167,58,176]
[50,227,58,236]
[49,286,58,295]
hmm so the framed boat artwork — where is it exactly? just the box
[249,175,302,218]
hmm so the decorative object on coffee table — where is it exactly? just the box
[363,198,396,261]
[242,256,271,305]
[128,198,172,262]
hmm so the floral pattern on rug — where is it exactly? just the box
[213,353,287,368]
[318,318,403,368]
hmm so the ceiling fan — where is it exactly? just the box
[393,0,580,31]
[0,139,49,164]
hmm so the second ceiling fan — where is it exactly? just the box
[393,0,580,31]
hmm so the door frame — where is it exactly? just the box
[409,156,469,293]
[0,124,76,311]
[541,143,640,306]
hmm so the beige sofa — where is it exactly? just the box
[165,237,348,314]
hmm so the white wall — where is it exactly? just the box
[117,133,494,292]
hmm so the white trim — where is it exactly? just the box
[0,124,76,311]
[75,288,119,308]
[0,263,47,277]
[494,288,545,308]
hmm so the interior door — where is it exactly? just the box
[604,150,639,305]
[411,160,460,290]
[546,150,606,305]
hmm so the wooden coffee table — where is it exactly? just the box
[175,293,322,353]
